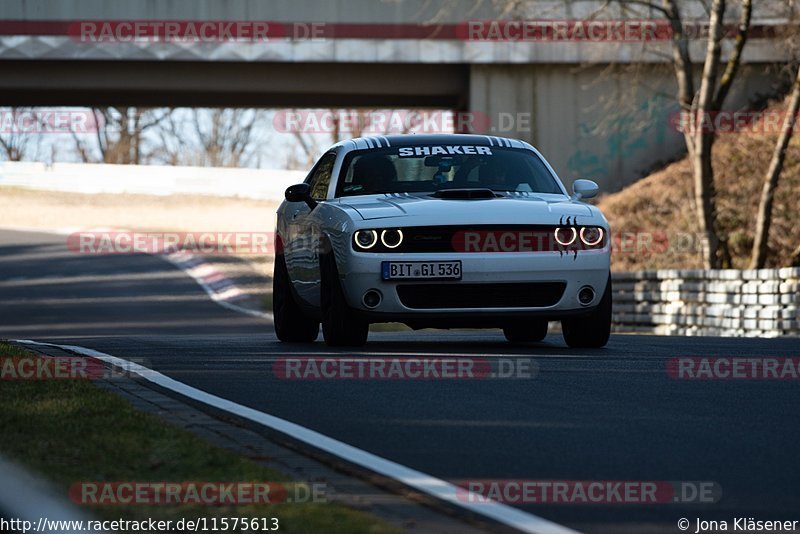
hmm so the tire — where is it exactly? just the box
[561,274,612,348]
[273,252,319,342]
[503,320,548,343]
[321,252,369,347]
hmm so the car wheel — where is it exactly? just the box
[321,252,369,347]
[273,252,319,342]
[562,274,612,348]
[503,320,548,343]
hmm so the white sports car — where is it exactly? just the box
[274,134,611,347]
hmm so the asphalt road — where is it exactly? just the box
[2,229,799,533]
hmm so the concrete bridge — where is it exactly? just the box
[0,0,791,190]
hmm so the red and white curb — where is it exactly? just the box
[163,250,273,321]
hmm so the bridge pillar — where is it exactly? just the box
[469,63,784,193]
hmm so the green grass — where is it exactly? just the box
[369,323,411,332]
[0,341,399,534]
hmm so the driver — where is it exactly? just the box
[352,155,397,193]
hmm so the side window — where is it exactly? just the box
[307,153,337,201]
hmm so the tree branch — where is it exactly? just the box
[713,0,752,110]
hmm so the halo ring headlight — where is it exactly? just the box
[554,227,577,247]
[380,229,404,249]
[579,227,604,246]
[354,230,378,250]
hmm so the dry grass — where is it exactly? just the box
[598,98,800,270]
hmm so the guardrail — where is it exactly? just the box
[612,268,800,337]
[0,161,304,201]
[0,454,105,534]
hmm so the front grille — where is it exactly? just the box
[396,282,566,309]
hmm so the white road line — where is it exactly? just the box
[16,339,579,534]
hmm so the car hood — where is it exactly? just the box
[338,192,599,225]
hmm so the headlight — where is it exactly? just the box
[554,227,577,246]
[354,230,378,249]
[579,226,604,246]
[381,229,403,249]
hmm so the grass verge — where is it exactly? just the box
[0,341,398,534]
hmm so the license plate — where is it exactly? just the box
[382,261,462,280]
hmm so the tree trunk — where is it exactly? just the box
[791,243,800,267]
[690,132,724,268]
[691,0,727,269]
[750,64,800,268]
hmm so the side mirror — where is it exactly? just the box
[285,183,317,209]
[572,179,599,200]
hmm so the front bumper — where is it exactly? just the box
[337,249,610,322]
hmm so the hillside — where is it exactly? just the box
[598,98,800,271]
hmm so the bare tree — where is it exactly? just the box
[152,108,264,168]
[651,0,752,268]
[0,108,42,161]
[286,109,369,170]
[749,65,800,268]
[190,109,254,167]
[791,243,800,267]
[485,0,755,268]
[188,109,262,167]
[72,107,169,164]
[285,108,430,170]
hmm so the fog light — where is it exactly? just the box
[363,289,382,309]
[578,286,595,305]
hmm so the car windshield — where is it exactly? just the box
[335,145,563,197]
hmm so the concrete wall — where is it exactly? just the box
[0,161,304,200]
[470,63,789,191]
[612,269,800,337]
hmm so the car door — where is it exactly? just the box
[288,152,336,306]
